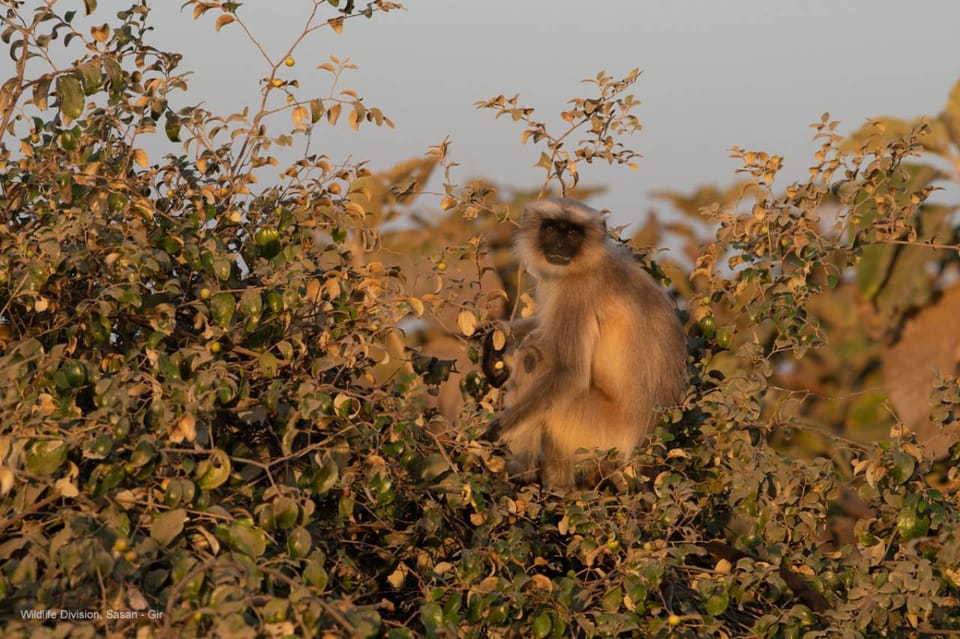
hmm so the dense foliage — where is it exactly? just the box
[1,2,959,637]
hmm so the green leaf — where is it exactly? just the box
[705,591,730,616]
[210,292,235,328]
[531,611,553,639]
[313,460,339,495]
[419,602,443,635]
[229,523,266,557]
[601,585,622,612]
[165,112,181,142]
[287,527,312,558]
[151,508,186,546]
[26,439,69,476]
[888,450,916,485]
[56,75,84,123]
[76,61,102,95]
[897,504,930,541]
[303,557,328,589]
[259,352,279,378]
[240,287,263,317]
[104,58,122,86]
[196,449,231,489]
[309,98,325,123]
[212,256,232,281]
[272,496,298,529]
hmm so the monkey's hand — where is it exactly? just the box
[481,327,511,388]
[482,418,502,441]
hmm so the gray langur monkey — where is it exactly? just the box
[483,198,687,488]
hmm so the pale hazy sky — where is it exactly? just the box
[148,0,960,228]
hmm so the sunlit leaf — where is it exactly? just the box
[132,148,148,167]
[26,440,69,476]
[457,310,477,337]
[196,450,231,490]
[215,14,235,31]
[90,23,110,43]
[327,102,342,125]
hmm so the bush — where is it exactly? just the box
[1,2,959,637]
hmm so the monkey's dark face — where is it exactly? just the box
[538,219,585,265]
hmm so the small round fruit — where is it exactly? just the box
[284,56,295,67]
[716,326,734,350]
[61,360,87,387]
[199,287,211,300]
[265,291,284,314]
[254,227,281,259]
[272,78,283,88]
[668,614,681,627]
[698,315,716,339]
[436,261,447,272]
[92,434,114,456]
[59,130,77,151]
[113,538,129,553]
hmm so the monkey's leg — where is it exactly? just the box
[500,419,544,484]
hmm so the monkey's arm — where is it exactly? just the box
[505,316,538,341]
[496,364,588,433]
[496,311,597,434]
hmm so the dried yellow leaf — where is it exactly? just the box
[457,310,477,337]
[292,105,308,127]
[215,14,235,31]
[529,574,554,592]
[406,297,425,317]
[91,23,111,42]
[327,103,342,126]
